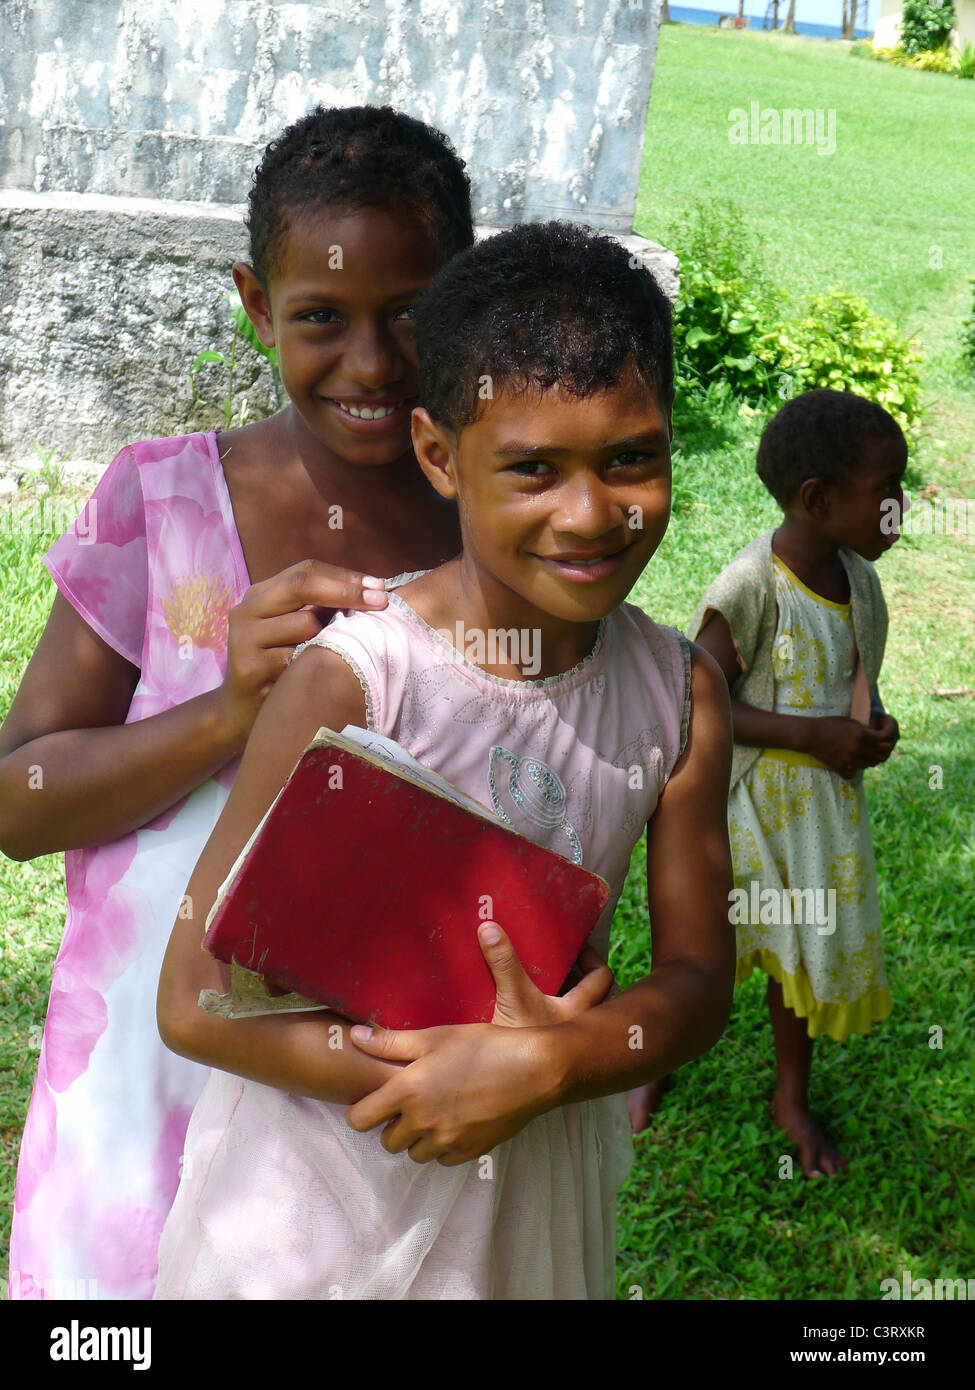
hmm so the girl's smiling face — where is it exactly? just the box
[236,204,442,467]
[414,369,673,627]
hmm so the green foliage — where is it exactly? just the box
[669,204,924,431]
[963,277,975,372]
[670,202,784,399]
[763,289,923,433]
[17,444,67,495]
[899,0,955,55]
[189,294,278,429]
[855,38,961,73]
[909,41,960,70]
[958,40,975,77]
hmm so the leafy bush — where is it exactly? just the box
[854,39,961,73]
[963,278,975,372]
[669,202,784,399]
[958,40,975,77]
[910,42,960,70]
[899,0,955,55]
[672,263,778,398]
[762,289,923,432]
[666,204,925,429]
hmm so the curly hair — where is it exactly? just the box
[756,390,907,509]
[414,221,673,431]
[246,105,474,287]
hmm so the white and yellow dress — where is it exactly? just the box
[727,555,892,1041]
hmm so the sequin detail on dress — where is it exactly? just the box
[488,746,583,865]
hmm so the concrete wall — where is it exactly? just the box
[0,1,673,472]
[0,190,280,471]
[3,0,662,230]
[0,189,676,471]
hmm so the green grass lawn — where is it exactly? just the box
[617,409,975,1295]
[638,26,975,350]
[613,25,975,1299]
[2,23,974,1300]
[0,512,72,1287]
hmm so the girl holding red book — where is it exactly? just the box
[2,106,471,1300]
[154,222,736,1299]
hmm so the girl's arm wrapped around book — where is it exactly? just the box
[346,645,737,1162]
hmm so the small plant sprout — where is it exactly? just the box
[189,293,280,428]
[24,444,67,493]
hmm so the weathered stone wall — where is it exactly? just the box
[3,0,662,229]
[0,190,280,471]
[0,0,674,473]
[0,189,676,471]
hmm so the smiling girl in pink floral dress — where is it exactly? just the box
[1,105,470,1299]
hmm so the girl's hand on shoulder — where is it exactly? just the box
[804,715,886,780]
[217,560,388,744]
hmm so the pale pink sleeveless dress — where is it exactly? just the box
[153,592,691,1300]
[9,433,249,1300]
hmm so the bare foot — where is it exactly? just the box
[770,1092,848,1178]
[627,1076,672,1134]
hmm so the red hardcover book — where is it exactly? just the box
[201,727,609,1030]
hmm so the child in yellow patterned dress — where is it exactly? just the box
[688,390,904,1177]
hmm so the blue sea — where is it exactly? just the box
[669,5,872,40]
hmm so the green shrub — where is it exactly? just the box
[672,262,777,398]
[963,278,975,371]
[910,42,959,70]
[669,201,784,399]
[668,206,924,429]
[853,39,961,74]
[762,289,923,432]
[861,42,907,64]
[899,0,955,55]
[189,293,279,428]
[958,40,975,77]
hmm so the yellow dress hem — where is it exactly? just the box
[736,947,892,1043]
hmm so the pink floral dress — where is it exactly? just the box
[9,432,250,1300]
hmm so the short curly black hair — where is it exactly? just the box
[414,221,673,431]
[246,105,474,288]
[756,390,907,509]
